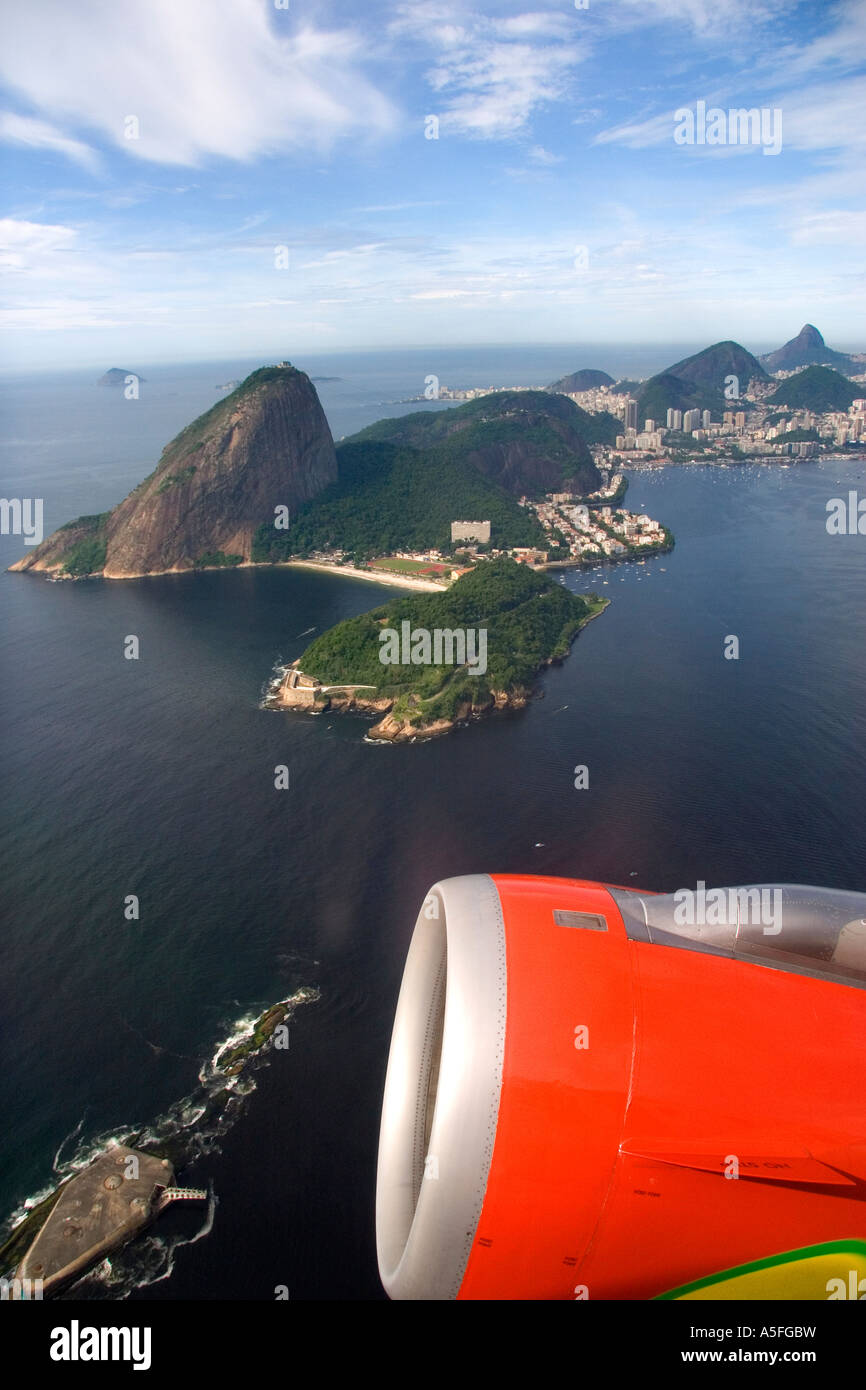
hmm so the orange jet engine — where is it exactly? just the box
[375,875,866,1300]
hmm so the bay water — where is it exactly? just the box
[1,348,863,1299]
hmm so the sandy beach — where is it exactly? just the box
[285,559,445,592]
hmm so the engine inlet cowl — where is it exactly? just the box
[375,875,506,1300]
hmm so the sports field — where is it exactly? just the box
[369,556,452,577]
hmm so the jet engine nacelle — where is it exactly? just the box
[376,875,866,1299]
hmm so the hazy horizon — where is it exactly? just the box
[2,0,865,371]
[3,331,862,382]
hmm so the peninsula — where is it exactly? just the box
[11,368,617,579]
[270,556,608,742]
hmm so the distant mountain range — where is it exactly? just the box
[759,324,858,375]
[548,325,861,423]
[549,340,770,420]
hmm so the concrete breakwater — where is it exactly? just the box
[10,1148,205,1297]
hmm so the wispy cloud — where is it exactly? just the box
[389,2,586,139]
[601,0,789,39]
[593,74,866,162]
[356,201,446,214]
[0,113,100,173]
[0,217,79,271]
[0,0,397,167]
[528,145,563,166]
[790,209,866,246]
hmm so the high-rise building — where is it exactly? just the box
[735,411,746,429]
[644,419,656,433]
[624,399,638,430]
[702,410,711,428]
[671,409,683,431]
[683,408,701,433]
[666,408,676,428]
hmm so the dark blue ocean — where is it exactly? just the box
[1,347,864,1299]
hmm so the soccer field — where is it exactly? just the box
[370,556,451,576]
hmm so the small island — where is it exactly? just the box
[269,556,608,741]
[98,367,146,387]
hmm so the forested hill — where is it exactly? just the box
[254,390,618,562]
[297,556,605,719]
[256,439,548,560]
[636,340,768,420]
[766,366,859,412]
[349,390,614,492]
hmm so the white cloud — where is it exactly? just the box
[300,244,388,270]
[389,3,586,139]
[604,0,787,38]
[0,0,397,167]
[0,113,100,172]
[594,75,866,159]
[428,39,583,138]
[593,111,675,150]
[0,217,78,270]
[790,210,866,246]
[357,201,445,213]
[528,145,563,165]
[409,288,484,299]
[765,0,866,81]
[493,13,575,40]
[777,77,866,153]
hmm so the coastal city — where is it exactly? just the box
[525,489,669,563]
[296,473,670,588]
[405,377,866,467]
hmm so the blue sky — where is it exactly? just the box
[1,0,864,369]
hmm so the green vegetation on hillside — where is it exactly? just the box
[59,511,111,533]
[253,389,623,562]
[252,439,548,562]
[637,372,724,422]
[767,366,858,413]
[446,390,621,445]
[594,518,675,557]
[157,465,197,493]
[564,408,622,446]
[297,556,606,728]
[351,390,604,484]
[59,512,110,574]
[194,550,243,568]
[607,379,643,396]
[62,536,107,576]
[353,390,571,443]
[666,340,769,389]
[778,427,820,443]
[548,368,615,393]
[637,341,768,422]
